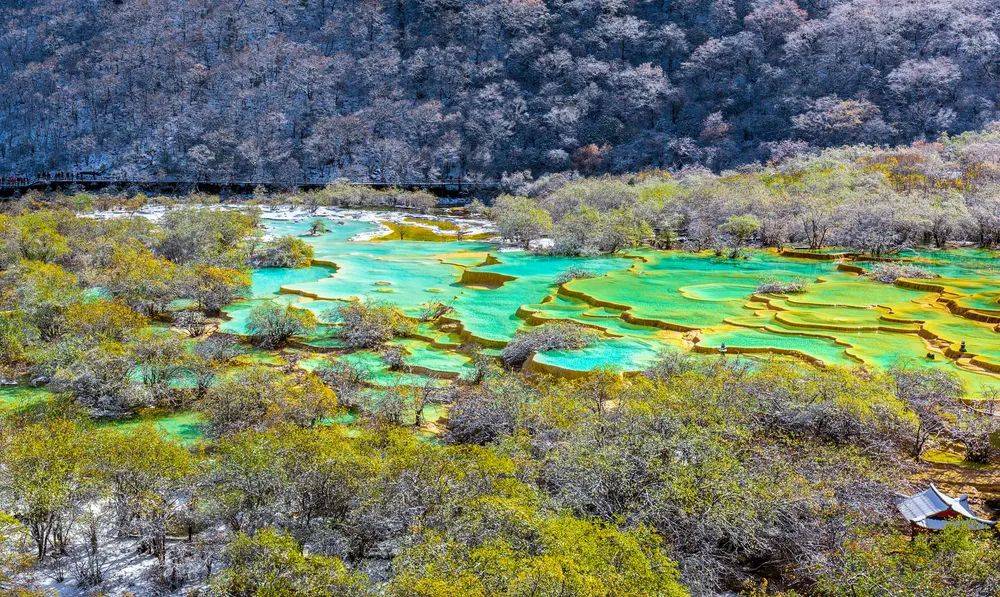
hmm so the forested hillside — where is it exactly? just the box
[1,0,998,182]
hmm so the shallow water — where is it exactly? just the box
[0,385,55,408]
[0,385,208,444]
[221,216,999,396]
[101,410,206,445]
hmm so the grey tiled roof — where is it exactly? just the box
[898,487,949,522]
[896,484,995,530]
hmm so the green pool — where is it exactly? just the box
[217,216,999,397]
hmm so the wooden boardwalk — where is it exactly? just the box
[0,174,497,199]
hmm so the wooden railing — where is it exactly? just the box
[0,173,498,198]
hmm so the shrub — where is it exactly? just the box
[0,420,100,561]
[643,349,701,380]
[173,311,211,337]
[867,263,937,284]
[446,374,537,444]
[182,264,251,314]
[815,525,1000,596]
[214,529,368,596]
[250,235,314,268]
[0,512,34,586]
[719,214,761,247]
[158,207,258,266]
[491,195,552,249]
[950,396,1000,464]
[129,330,190,405]
[49,345,145,415]
[102,245,180,316]
[381,346,407,371]
[315,361,369,408]
[740,365,914,453]
[549,206,652,255]
[5,260,83,337]
[334,301,414,349]
[193,336,244,363]
[555,267,597,285]
[0,311,38,363]
[891,367,962,457]
[500,323,599,368]
[201,367,336,434]
[755,278,806,294]
[307,219,330,236]
[247,303,317,348]
[63,300,147,342]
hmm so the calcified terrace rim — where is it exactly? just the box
[95,206,996,395]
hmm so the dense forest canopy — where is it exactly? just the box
[1,0,998,182]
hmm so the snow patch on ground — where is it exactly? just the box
[530,237,554,251]
[20,537,166,597]
[85,204,495,242]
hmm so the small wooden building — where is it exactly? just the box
[896,484,996,533]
